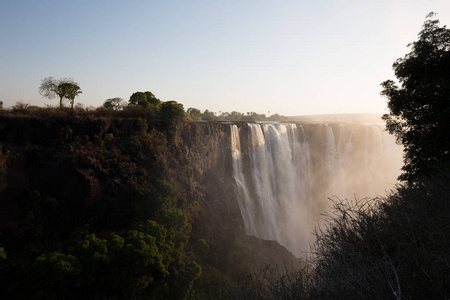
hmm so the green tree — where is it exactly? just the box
[129,92,148,108]
[160,101,186,124]
[201,109,216,121]
[25,212,201,299]
[103,97,125,111]
[129,91,161,109]
[145,91,162,108]
[0,100,3,109]
[381,13,450,183]
[39,77,80,109]
[187,107,202,120]
[58,82,82,109]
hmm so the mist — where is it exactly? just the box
[230,120,403,256]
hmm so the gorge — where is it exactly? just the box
[0,112,403,297]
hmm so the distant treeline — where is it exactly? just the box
[1,90,288,123]
[186,107,288,122]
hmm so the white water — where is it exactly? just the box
[230,122,402,256]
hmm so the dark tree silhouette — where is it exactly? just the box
[381,12,450,183]
[39,77,81,109]
[58,82,82,109]
[103,97,125,111]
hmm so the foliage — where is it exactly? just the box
[187,107,202,120]
[0,248,6,270]
[231,264,313,300]
[58,82,82,109]
[4,211,201,300]
[129,92,148,108]
[10,101,29,111]
[186,107,288,122]
[235,177,450,299]
[0,100,3,109]
[201,109,217,121]
[39,77,81,109]
[309,176,450,299]
[381,12,450,182]
[145,91,162,107]
[103,97,125,111]
[129,91,161,109]
[160,101,186,125]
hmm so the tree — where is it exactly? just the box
[39,77,80,109]
[129,91,161,109]
[201,109,216,121]
[0,100,3,109]
[187,107,202,120]
[58,82,82,109]
[27,213,201,299]
[103,97,125,111]
[160,101,186,124]
[129,92,148,108]
[381,13,450,183]
[145,91,161,107]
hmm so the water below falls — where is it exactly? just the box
[230,122,403,257]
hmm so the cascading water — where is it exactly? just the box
[230,122,402,257]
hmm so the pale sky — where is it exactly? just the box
[1,0,449,116]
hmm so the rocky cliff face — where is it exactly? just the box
[0,113,300,275]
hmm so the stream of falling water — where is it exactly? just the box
[230,122,402,257]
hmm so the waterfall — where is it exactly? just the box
[230,122,402,256]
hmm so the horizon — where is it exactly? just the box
[1,1,449,115]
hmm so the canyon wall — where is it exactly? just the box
[0,114,402,263]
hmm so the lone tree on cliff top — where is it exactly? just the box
[39,77,82,109]
[59,82,82,109]
[381,12,450,183]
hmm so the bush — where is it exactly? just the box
[310,176,450,299]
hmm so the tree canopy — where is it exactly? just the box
[58,82,82,109]
[160,101,186,124]
[27,211,201,299]
[103,97,125,111]
[381,12,450,183]
[39,77,82,109]
[129,91,161,109]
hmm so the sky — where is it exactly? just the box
[1,0,449,116]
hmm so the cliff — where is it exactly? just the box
[0,111,301,298]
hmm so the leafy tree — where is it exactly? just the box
[129,92,148,108]
[129,91,161,109]
[201,109,216,121]
[381,12,450,182]
[39,77,80,109]
[145,91,162,107]
[26,213,201,299]
[103,97,125,111]
[0,100,3,109]
[187,107,202,120]
[160,101,186,124]
[58,82,82,109]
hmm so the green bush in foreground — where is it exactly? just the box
[5,210,201,300]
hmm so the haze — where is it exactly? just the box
[1,0,449,116]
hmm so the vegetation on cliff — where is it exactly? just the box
[0,107,300,299]
[187,108,288,122]
[0,109,203,299]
